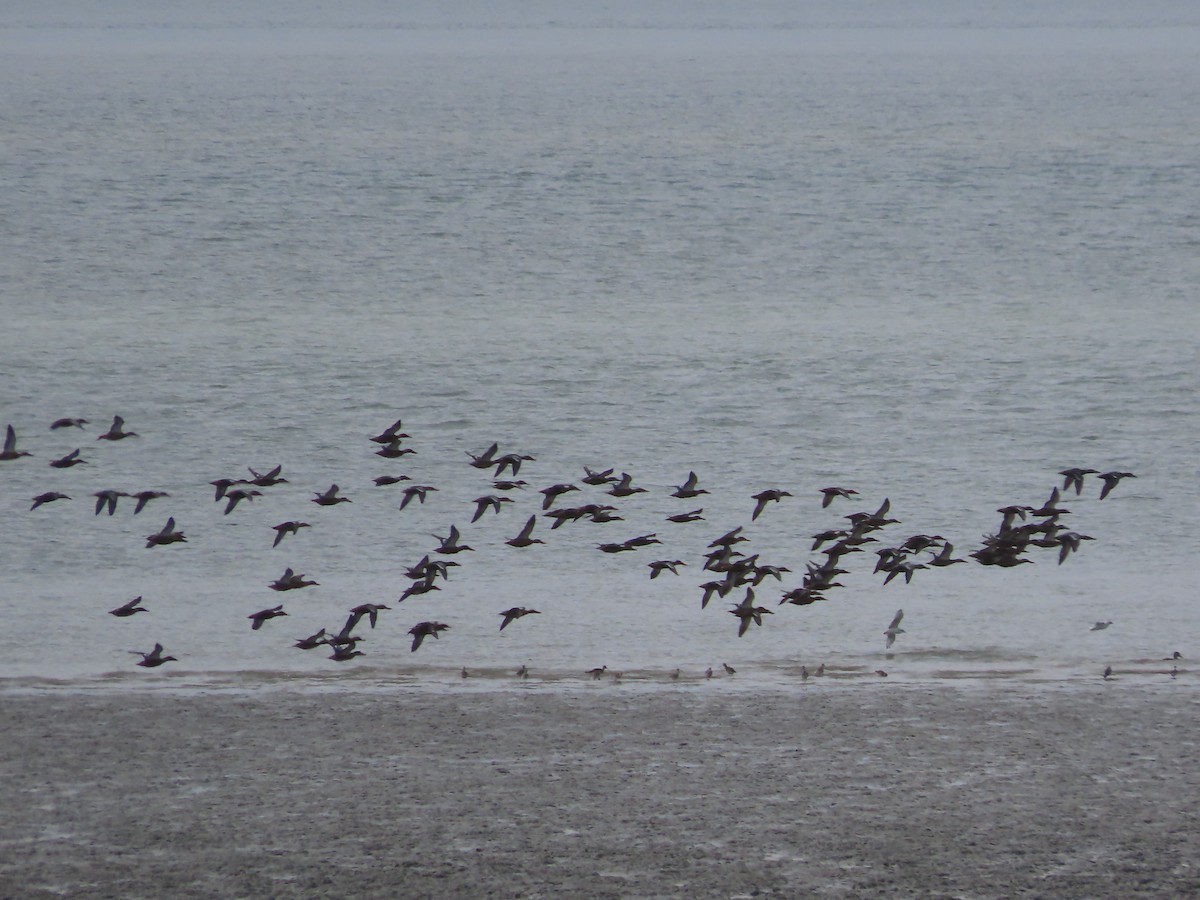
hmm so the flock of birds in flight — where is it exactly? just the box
[2,416,1149,681]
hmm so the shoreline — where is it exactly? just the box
[3,684,1197,898]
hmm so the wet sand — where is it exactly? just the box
[2,683,1198,898]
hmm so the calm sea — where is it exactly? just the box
[2,1,1197,691]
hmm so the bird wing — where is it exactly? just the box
[888,609,904,630]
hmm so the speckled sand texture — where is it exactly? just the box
[2,684,1197,898]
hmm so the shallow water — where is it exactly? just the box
[2,1,1197,692]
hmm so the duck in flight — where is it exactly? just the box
[146,517,186,547]
[409,621,450,651]
[1059,467,1099,496]
[819,486,859,508]
[471,495,513,522]
[248,605,288,630]
[537,483,578,510]
[608,472,647,498]
[246,464,288,487]
[132,490,169,514]
[109,596,148,617]
[0,424,32,460]
[375,438,415,459]
[505,515,544,548]
[499,607,540,631]
[293,628,328,650]
[370,418,407,444]
[94,489,128,516]
[223,488,262,514]
[134,643,176,667]
[50,417,87,430]
[272,521,310,547]
[1097,471,1136,500]
[96,415,137,441]
[751,489,792,521]
[581,466,618,486]
[433,524,473,554]
[466,442,500,469]
[399,484,437,510]
[312,484,351,506]
[648,559,686,579]
[729,589,773,637]
[346,603,390,631]
[49,448,87,469]
[374,474,411,486]
[671,471,708,499]
[270,568,318,591]
[31,491,71,510]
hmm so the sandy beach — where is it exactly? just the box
[2,681,1197,898]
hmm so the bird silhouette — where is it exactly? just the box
[131,490,169,514]
[1059,467,1099,495]
[31,492,70,510]
[0,424,32,460]
[96,415,136,440]
[134,643,176,667]
[819,486,859,508]
[248,605,287,630]
[312,484,351,506]
[729,589,773,637]
[884,609,905,648]
[269,568,318,591]
[109,596,148,617]
[409,621,450,651]
[751,489,792,521]
[49,449,87,469]
[499,607,541,631]
[671,471,709,499]
[271,521,310,547]
[145,517,186,547]
[505,515,544,548]
[1097,471,1136,500]
[399,484,437,510]
[93,489,128,516]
